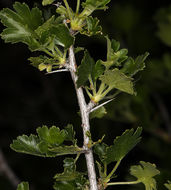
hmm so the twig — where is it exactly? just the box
[69,46,98,190]
[0,149,20,188]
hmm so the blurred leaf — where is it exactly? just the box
[94,143,108,162]
[90,106,107,119]
[165,181,171,190]
[49,146,82,155]
[54,158,88,190]
[100,69,135,95]
[77,50,95,87]
[42,0,55,6]
[82,0,111,16]
[81,17,102,36]
[17,182,29,190]
[104,127,142,164]
[130,161,160,190]
[121,52,149,77]
[0,2,43,50]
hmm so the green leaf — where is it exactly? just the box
[165,181,171,190]
[42,0,55,6]
[64,124,76,143]
[17,182,29,190]
[37,125,66,145]
[54,158,88,190]
[81,0,111,16]
[121,52,149,77]
[77,50,95,87]
[92,60,105,81]
[11,125,81,157]
[81,17,102,36]
[90,106,107,119]
[99,69,135,95]
[48,24,74,48]
[101,36,128,68]
[10,134,45,157]
[104,127,142,164]
[94,143,108,161]
[130,161,160,190]
[0,2,43,50]
[29,55,62,72]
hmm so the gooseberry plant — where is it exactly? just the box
[0,0,166,190]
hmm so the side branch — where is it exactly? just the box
[68,46,98,190]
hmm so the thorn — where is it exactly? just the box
[45,69,69,75]
[90,98,114,113]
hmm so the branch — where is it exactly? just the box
[0,149,20,188]
[69,46,98,190]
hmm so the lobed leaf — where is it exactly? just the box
[99,69,135,95]
[37,125,66,145]
[81,17,102,36]
[17,182,29,190]
[121,52,149,77]
[130,161,160,190]
[104,127,142,164]
[0,2,43,50]
[10,134,45,157]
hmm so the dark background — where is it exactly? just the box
[0,0,171,189]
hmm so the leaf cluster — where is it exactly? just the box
[11,125,81,157]
[77,36,149,103]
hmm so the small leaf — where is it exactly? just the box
[77,50,95,87]
[130,161,160,190]
[17,182,29,190]
[100,69,135,95]
[104,127,142,164]
[121,52,149,77]
[90,106,107,119]
[37,125,66,145]
[165,181,171,190]
[0,2,43,50]
[81,17,102,36]
[42,0,55,6]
